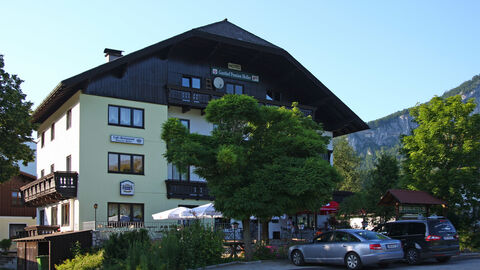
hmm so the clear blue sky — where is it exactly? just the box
[2,0,479,122]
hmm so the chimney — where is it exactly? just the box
[104,48,123,62]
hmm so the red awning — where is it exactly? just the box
[320,201,339,212]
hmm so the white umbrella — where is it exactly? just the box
[184,203,223,218]
[152,206,191,220]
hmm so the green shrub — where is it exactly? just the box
[0,239,11,254]
[252,243,276,260]
[158,230,182,269]
[158,221,224,269]
[459,230,480,252]
[99,223,224,270]
[55,250,104,270]
[102,229,151,267]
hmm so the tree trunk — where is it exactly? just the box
[261,220,269,244]
[242,218,253,261]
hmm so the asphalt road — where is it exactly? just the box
[215,254,480,270]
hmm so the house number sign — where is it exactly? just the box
[120,180,135,196]
[110,135,144,145]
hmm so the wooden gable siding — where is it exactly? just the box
[83,47,301,109]
[84,57,168,104]
[0,175,36,217]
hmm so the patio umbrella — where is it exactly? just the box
[184,203,223,218]
[152,206,191,220]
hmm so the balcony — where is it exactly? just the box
[20,171,78,207]
[167,85,315,118]
[165,179,214,201]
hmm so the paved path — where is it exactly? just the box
[214,254,480,270]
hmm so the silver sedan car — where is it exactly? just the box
[288,229,403,269]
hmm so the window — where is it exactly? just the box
[9,224,26,239]
[179,119,190,130]
[182,76,201,89]
[40,169,45,178]
[51,206,58,226]
[226,83,243,95]
[108,203,144,223]
[11,191,23,206]
[108,152,144,175]
[266,90,281,101]
[172,164,189,181]
[51,122,55,141]
[108,105,144,128]
[41,132,45,148]
[390,223,407,237]
[39,210,45,226]
[61,203,70,226]
[50,164,55,174]
[315,232,333,243]
[66,109,72,130]
[355,230,389,240]
[408,223,426,235]
[66,155,71,172]
[334,232,351,242]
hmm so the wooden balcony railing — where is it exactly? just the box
[20,171,78,207]
[23,225,60,237]
[165,179,214,201]
[167,85,315,118]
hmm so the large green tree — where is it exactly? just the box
[401,95,480,228]
[333,136,362,192]
[0,55,36,182]
[162,95,340,259]
[364,153,399,221]
[340,153,399,223]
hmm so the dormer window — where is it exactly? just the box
[182,76,201,89]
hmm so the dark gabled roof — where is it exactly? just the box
[195,19,279,49]
[378,189,446,206]
[32,19,368,136]
[19,171,36,181]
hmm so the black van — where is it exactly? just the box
[377,217,459,264]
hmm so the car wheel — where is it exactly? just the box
[345,252,362,270]
[291,250,305,266]
[436,256,451,263]
[406,248,420,265]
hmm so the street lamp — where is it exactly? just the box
[93,203,98,230]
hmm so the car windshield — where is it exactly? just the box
[428,219,456,235]
[355,230,390,240]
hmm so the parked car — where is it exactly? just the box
[288,229,403,269]
[376,216,460,264]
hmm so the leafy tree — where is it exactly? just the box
[0,55,36,182]
[401,95,480,229]
[162,95,341,260]
[333,136,362,192]
[340,153,400,224]
[365,153,399,221]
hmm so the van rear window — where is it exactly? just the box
[428,219,456,234]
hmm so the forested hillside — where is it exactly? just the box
[342,74,480,169]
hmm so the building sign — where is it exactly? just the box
[227,62,242,71]
[399,205,426,214]
[120,180,135,196]
[110,135,144,145]
[211,67,259,83]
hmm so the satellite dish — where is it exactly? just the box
[213,77,224,89]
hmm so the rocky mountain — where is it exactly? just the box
[345,74,480,169]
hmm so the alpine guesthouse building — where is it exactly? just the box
[21,20,368,232]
